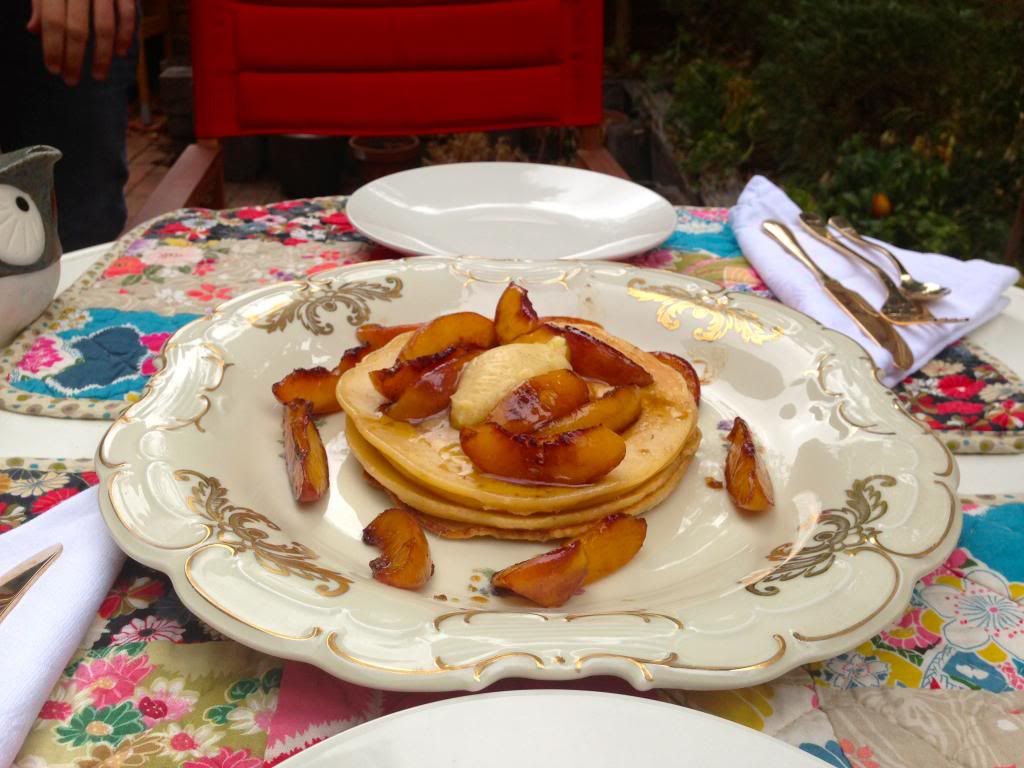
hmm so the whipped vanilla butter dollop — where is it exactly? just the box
[449,336,569,428]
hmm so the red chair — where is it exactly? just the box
[134,0,622,226]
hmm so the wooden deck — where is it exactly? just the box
[124,126,284,226]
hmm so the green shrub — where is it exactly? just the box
[652,0,1024,262]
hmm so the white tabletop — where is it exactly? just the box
[1,244,1022,495]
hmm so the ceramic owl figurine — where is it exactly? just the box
[0,145,62,348]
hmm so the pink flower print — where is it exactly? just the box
[879,607,941,650]
[39,699,72,721]
[840,739,880,768]
[141,245,204,267]
[283,236,308,246]
[319,249,343,261]
[102,256,144,278]
[194,258,217,276]
[160,221,193,235]
[32,487,82,514]
[80,471,99,486]
[111,616,185,645]
[163,724,222,760]
[139,332,171,353]
[234,207,268,221]
[186,283,233,302]
[17,337,64,374]
[184,747,263,768]
[322,211,354,231]
[136,677,197,726]
[988,400,1024,430]
[141,357,159,376]
[73,655,153,707]
[937,373,986,400]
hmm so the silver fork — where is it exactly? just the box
[798,213,966,326]
[828,215,950,301]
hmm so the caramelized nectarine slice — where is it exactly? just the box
[491,540,588,607]
[399,312,496,361]
[515,324,653,387]
[356,322,423,349]
[540,385,641,435]
[384,349,480,421]
[487,369,590,434]
[362,508,434,590]
[337,343,374,375]
[282,399,329,503]
[560,326,653,386]
[574,513,647,585]
[494,283,540,344]
[651,351,701,405]
[460,423,626,485]
[370,346,461,401]
[725,417,774,514]
[273,367,342,415]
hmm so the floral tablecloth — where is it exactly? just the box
[3,198,1024,768]
[3,461,1024,768]
[0,199,1021,452]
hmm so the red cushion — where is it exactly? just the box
[191,0,603,137]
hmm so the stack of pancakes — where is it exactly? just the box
[336,324,701,541]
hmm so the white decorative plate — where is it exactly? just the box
[97,257,959,692]
[278,690,824,767]
[345,162,677,261]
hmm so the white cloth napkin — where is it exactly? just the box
[730,176,1020,386]
[0,488,124,768]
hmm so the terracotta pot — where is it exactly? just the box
[349,136,421,184]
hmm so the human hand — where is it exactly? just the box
[27,0,136,86]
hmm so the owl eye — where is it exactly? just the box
[0,184,46,267]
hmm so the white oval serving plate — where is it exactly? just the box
[278,690,824,767]
[345,162,677,261]
[97,257,959,692]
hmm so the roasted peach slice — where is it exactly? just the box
[491,540,588,607]
[362,508,434,590]
[356,322,423,349]
[561,326,653,386]
[399,312,496,361]
[282,399,329,503]
[460,423,626,485]
[337,343,374,375]
[273,366,341,415]
[574,513,647,585]
[494,283,540,344]
[540,385,641,436]
[514,324,653,387]
[370,346,461,401]
[384,349,479,421]
[725,417,774,514]
[651,351,701,405]
[487,369,590,434]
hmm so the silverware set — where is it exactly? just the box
[761,216,962,370]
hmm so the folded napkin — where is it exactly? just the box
[730,176,1020,386]
[0,488,124,768]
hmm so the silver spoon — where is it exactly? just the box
[827,216,950,301]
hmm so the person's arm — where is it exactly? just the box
[26,0,136,86]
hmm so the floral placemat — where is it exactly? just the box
[0,200,1020,456]
[5,463,1024,767]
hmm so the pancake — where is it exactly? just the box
[336,324,698,514]
[347,420,700,533]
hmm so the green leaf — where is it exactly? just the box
[122,274,142,286]
[262,667,283,692]
[227,677,260,702]
[205,704,235,724]
[118,642,148,657]
[178,265,193,274]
